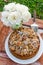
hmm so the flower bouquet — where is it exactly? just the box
[1,3,31,29]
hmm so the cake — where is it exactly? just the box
[8,27,40,60]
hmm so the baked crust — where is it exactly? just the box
[8,27,40,60]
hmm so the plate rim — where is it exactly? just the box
[5,33,43,64]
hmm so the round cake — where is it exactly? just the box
[8,27,40,60]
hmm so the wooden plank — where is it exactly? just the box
[23,18,43,29]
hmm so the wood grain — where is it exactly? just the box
[23,18,43,29]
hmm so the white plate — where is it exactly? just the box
[5,33,43,64]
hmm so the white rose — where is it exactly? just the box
[22,11,31,22]
[1,11,10,26]
[16,3,29,13]
[4,3,16,12]
[2,2,31,28]
[8,11,22,25]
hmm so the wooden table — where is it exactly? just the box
[0,14,43,65]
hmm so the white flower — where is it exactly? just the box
[2,11,9,18]
[1,11,10,26]
[22,11,31,22]
[16,3,29,13]
[4,3,16,12]
[2,3,31,29]
[8,11,22,25]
